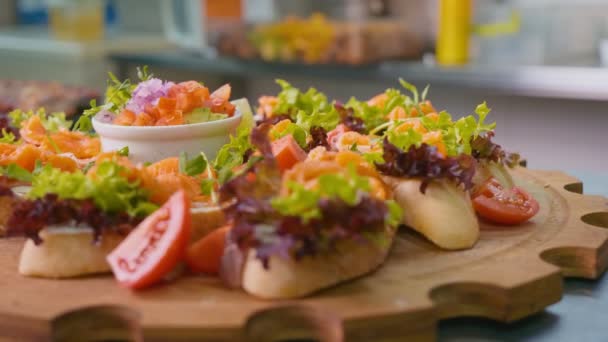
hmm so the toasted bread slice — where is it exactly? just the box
[383,177,479,250]
[18,227,124,278]
[241,228,395,299]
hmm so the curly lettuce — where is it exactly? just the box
[28,161,157,217]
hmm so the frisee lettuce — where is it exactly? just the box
[0,129,16,144]
[28,162,157,217]
[271,80,341,133]
[274,79,333,117]
[383,102,497,157]
[9,108,72,132]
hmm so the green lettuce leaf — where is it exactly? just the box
[0,164,33,182]
[268,120,307,148]
[270,165,372,222]
[294,109,340,133]
[387,127,424,151]
[179,152,207,177]
[213,104,254,184]
[273,79,333,117]
[384,102,497,157]
[28,161,157,217]
[0,129,16,144]
[73,70,141,132]
[117,146,129,157]
[270,182,321,223]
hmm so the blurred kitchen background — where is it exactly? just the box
[1,0,607,172]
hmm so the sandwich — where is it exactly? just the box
[3,159,156,278]
[218,125,401,298]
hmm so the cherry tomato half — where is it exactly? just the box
[107,190,191,289]
[472,178,540,225]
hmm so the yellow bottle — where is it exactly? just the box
[436,0,472,66]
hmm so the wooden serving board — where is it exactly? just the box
[0,169,607,342]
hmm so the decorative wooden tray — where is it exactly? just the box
[0,168,607,342]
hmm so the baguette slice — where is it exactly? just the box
[383,177,479,250]
[18,204,226,278]
[241,228,395,299]
[19,227,124,278]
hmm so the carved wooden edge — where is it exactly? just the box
[393,169,608,335]
[12,169,608,342]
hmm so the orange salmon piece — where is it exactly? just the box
[20,116,47,145]
[42,131,101,159]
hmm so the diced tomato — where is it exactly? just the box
[177,81,204,93]
[157,97,177,114]
[271,134,307,172]
[326,124,349,147]
[175,92,195,113]
[185,224,231,274]
[210,84,231,102]
[193,87,210,101]
[113,110,136,126]
[107,191,191,289]
[132,112,155,126]
[472,178,540,225]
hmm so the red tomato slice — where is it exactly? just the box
[472,178,540,225]
[271,134,307,172]
[107,190,191,289]
[185,224,232,274]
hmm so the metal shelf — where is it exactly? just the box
[110,51,608,101]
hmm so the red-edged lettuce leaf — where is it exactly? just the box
[375,139,476,193]
[306,126,330,151]
[4,190,139,245]
[470,131,521,167]
[334,103,366,133]
[219,125,396,269]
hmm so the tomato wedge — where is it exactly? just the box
[107,190,191,289]
[271,134,307,172]
[472,178,540,225]
[185,224,232,274]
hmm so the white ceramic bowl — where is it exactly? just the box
[92,99,250,163]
